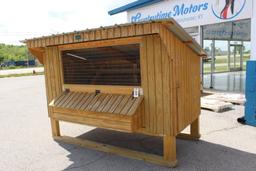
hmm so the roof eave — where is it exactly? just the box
[108,0,163,15]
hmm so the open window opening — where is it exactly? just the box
[61,44,141,86]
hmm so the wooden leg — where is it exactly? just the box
[50,118,60,137]
[163,135,177,167]
[190,117,200,138]
[177,117,201,141]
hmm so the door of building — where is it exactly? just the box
[229,44,243,71]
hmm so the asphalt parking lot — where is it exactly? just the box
[0,67,44,76]
[0,75,256,171]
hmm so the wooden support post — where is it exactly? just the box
[50,118,60,137]
[190,117,200,139]
[163,135,177,166]
[177,117,201,141]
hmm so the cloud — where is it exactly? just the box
[0,0,133,45]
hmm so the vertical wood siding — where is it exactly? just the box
[140,27,200,136]
[140,34,175,135]
[158,25,201,133]
[44,46,63,116]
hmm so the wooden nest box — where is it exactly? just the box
[24,19,206,167]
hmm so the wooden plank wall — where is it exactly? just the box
[44,46,63,116]
[170,35,200,133]
[141,26,200,136]
[159,26,200,133]
[175,42,200,132]
[140,34,176,136]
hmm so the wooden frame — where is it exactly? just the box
[50,116,200,167]
[58,36,142,51]
[59,36,143,94]
[54,135,177,167]
[63,85,141,95]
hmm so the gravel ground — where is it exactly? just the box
[0,75,256,171]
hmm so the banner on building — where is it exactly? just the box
[203,19,251,41]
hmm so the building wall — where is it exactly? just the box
[127,0,253,47]
[251,0,256,60]
[127,0,252,28]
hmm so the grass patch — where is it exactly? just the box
[204,53,250,73]
[204,66,228,73]
[0,72,44,78]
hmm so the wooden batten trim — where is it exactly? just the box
[63,84,141,95]
[163,23,206,57]
[183,40,193,44]
[58,36,142,51]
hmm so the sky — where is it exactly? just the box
[0,0,135,45]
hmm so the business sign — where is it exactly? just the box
[203,19,251,41]
[127,0,252,28]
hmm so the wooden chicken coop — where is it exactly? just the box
[24,19,206,167]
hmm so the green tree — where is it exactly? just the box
[0,56,4,64]
[0,44,29,62]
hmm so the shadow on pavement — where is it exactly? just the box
[56,128,256,171]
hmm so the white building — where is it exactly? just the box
[109,0,256,91]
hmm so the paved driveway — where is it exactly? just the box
[0,67,44,75]
[0,75,256,171]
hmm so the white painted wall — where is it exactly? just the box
[127,0,252,28]
[251,0,256,60]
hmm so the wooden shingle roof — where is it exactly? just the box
[23,19,206,56]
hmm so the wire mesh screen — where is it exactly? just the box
[61,44,141,86]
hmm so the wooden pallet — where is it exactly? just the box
[49,91,143,132]
[201,98,233,112]
[202,92,245,105]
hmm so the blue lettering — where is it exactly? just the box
[130,2,209,23]
[168,11,172,18]
[184,7,189,14]
[131,13,141,22]
[203,3,209,10]
[161,12,168,19]
[192,6,198,12]
[173,4,185,16]
[173,2,208,17]
[189,4,193,13]
[198,4,204,11]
